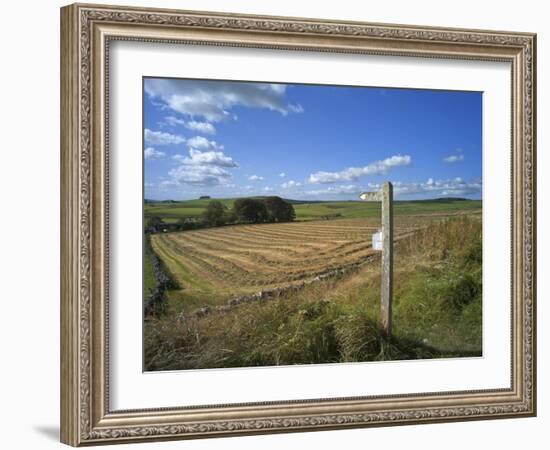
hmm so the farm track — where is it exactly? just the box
[151,217,435,305]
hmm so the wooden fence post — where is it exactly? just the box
[380,182,393,337]
[359,181,393,338]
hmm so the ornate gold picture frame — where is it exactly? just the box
[60,3,536,446]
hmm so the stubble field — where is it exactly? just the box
[150,210,477,313]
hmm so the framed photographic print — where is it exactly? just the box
[60,3,537,446]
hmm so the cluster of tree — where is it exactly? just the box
[203,196,295,227]
[145,197,296,234]
[202,200,232,227]
[146,216,164,229]
[146,216,203,233]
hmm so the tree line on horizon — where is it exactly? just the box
[204,196,296,227]
[146,196,296,233]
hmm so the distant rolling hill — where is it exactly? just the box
[144,196,482,223]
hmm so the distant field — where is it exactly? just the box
[145,197,482,223]
[293,199,481,220]
[145,198,234,223]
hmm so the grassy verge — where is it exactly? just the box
[144,215,482,370]
[143,236,156,308]
[143,235,180,317]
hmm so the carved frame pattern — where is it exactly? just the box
[60,3,536,446]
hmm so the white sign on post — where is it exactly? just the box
[372,230,383,251]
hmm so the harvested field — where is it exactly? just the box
[150,213,476,312]
[144,214,483,370]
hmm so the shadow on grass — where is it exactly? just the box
[386,334,482,361]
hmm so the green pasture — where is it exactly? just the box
[145,197,482,223]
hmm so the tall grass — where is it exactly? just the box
[392,215,482,353]
[144,215,482,371]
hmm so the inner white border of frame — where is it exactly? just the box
[109,41,511,410]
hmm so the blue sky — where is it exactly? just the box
[143,77,482,201]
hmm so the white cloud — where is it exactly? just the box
[392,178,481,197]
[281,180,302,188]
[279,172,286,178]
[144,147,166,160]
[295,178,480,200]
[308,155,412,184]
[249,175,264,181]
[443,154,465,163]
[144,78,304,122]
[288,104,305,113]
[162,116,217,135]
[185,121,216,135]
[172,149,238,168]
[187,136,224,152]
[169,164,232,187]
[264,186,274,192]
[144,129,185,145]
[167,145,239,187]
[163,116,186,127]
[304,184,360,196]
